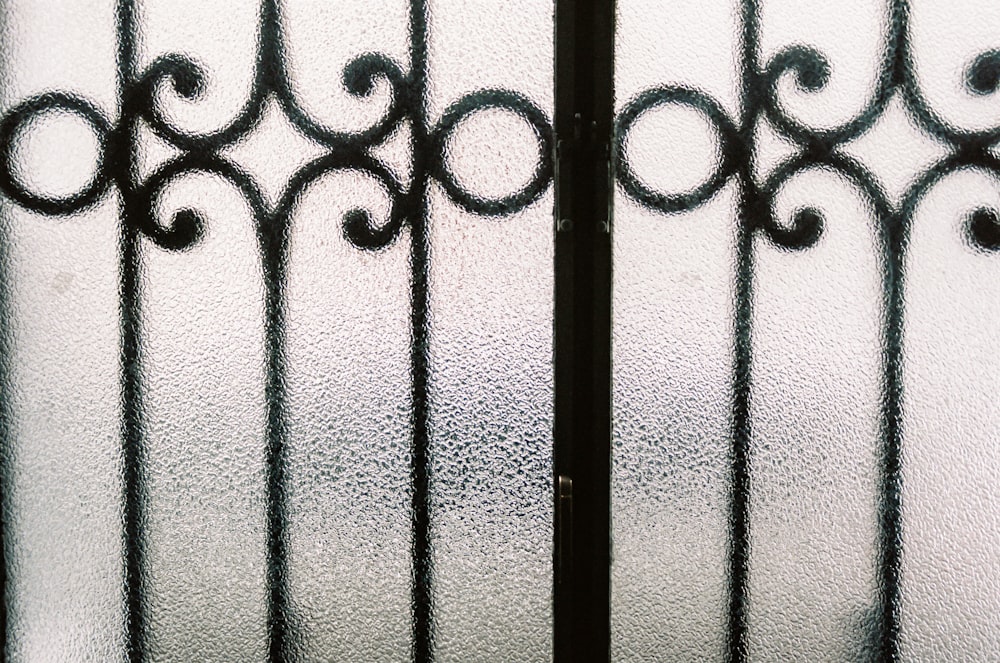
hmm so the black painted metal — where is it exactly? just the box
[407,2,434,660]
[0,1,552,661]
[614,2,1000,659]
[2,0,1000,661]
[554,0,614,661]
[114,4,149,659]
[0,171,10,663]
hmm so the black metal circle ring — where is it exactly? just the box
[431,89,554,217]
[616,85,738,214]
[0,92,111,215]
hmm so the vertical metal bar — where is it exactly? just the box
[257,4,293,661]
[878,215,904,663]
[0,34,13,656]
[553,0,615,661]
[879,10,907,661]
[114,2,147,661]
[408,1,434,661]
[0,193,11,663]
[729,2,761,661]
[262,193,292,660]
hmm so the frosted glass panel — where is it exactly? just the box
[613,0,1000,661]
[0,0,553,661]
[613,2,738,659]
[425,2,553,660]
[0,2,125,660]
[901,171,1000,661]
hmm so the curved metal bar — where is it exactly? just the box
[899,150,1000,253]
[430,89,554,216]
[760,39,896,150]
[134,51,270,153]
[273,49,411,151]
[134,0,413,156]
[132,154,268,250]
[615,85,739,214]
[757,151,893,250]
[895,0,1000,150]
[134,149,406,253]
[275,151,406,250]
[0,92,113,215]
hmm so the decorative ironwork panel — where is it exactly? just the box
[0,0,553,661]
[6,0,1000,661]
[613,0,1000,661]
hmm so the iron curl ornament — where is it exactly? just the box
[614,0,1000,253]
[3,0,1000,661]
[0,1,551,662]
[615,1,1000,662]
[0,4,553,250]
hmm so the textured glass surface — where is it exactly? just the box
[901,170,1000,661]
[613,0,1000,661]
[425,2,553,660]
[613,5,736,657]
[0,1,552,661]
[1,3,125,660]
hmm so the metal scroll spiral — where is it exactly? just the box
[0,0,553,253]
[614,1,1000,659]
[614,0,1000,254]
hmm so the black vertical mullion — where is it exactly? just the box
[553,0,615,662]
[408,1,434,662]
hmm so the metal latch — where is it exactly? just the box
[554,112,613,234]
[556,474,573,583]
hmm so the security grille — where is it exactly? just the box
[0,0,998,661]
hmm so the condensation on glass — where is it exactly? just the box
[0,0,553,661]
[613,0,1000,662]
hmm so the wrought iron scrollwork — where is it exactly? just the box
[3,0,998,661]
[0,1,552,662]
[615,1,1000,661]
[616,86,740,214]
[616,0,1000,256]
[0,92,113,215]
[0,2,552,251]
